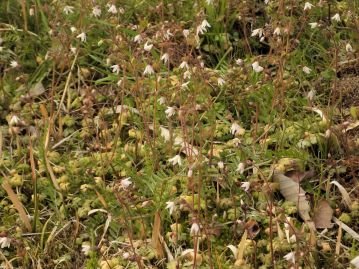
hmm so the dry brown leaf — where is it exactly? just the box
[313,200,333,229]
[273,171,311,222]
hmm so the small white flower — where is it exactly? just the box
[196,20,211,35]
[218,161,224,170]
[159,126,170,141]
[236,162,245,174]
[304,2,314,11]
[181,81,190,89]
[164,29,173,40]
[201,19,211,30]
[158,97,166,105]
[29,8,35,16]
[252,61,264,73]
[309,22,319,29]
[144,41,153,52]
[283,251,295,264]
[307,89,316,101]
[325,129,331,138]
[168,155,182,166]
[235,58,243,65]
[230,122,242,135]
[81,243,91,256]
[134,34,142,43]
[0,237,11,248]
[161,53,169,64]
[264,0,270,4]
[273,27,281,36]
[251,28,263,38]
[92,6,101,17]
[76,32,86,42]
[143,64,155,76]
[166,201,175,215]
[350,255,359,269]
[190,222,200,235]
[63,5,74,15]
[108,4,117,14]
[165,106,176,118]
[121,177,132,189]
[188,168,193,178]
[346,43,353,52]
[70,46,77,54]
[123,252,130,259]
[217,77,225,86]
[10,61,18,68]
[302,66,311,74]
[9,115,20,126]
[183,70,191,80]
[183,29,190,38]
[70,26,77,33]
[331,13,341,22]
[240,181,250,192]
[179,61,189,70]
[111,64,120,74]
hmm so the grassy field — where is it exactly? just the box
[0,0,358,268]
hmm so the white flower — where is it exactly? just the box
[161,53,169,64]
[0,237,11,248]
[236,162,245,174]
[108,4,117,14]
[63,5,74,15]
[350,255,359,269]
[70,46,77,54]
[10,61,18,68]
[165,106,176,118]
[307,89,316,101]
[76,32,86,42]
[188,168,193,178]
[302,66,311,74]
[117,79,123,86]
[164,29,173,40]
[218,161,224,170]
[235,58,243,65]
[217,77,225,86]
[183,29,190,38]
[346,43,353,52]
[304,2,314,11]
[309,22,319,29]
[166,201,175,215]
[190,222,200,235]
[240,181,250,192]
[273,27,281,36]
[81,243,91,256]
[179,61,189,70]
[133,34,142,43]
[283,251,295,264]
[123,252,130,259]
[264,0,270,4]
[144,41,153,52]
[143,64,155,76]
[168,155,182,166]
[158,97,166,105]
[331,13,341,22]
[183,70,191,80]
[252,61,264,73]
[196,20,211,35]
[29,8,35,16]
[121,177,132,189]
[325,129,331,138]
[251,28,263,38]
[92,6,101,17]
[70,26,77,33]
[9,115,20,126]
[181,81,190,89]
[111,64,120,74]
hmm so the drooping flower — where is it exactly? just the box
[307,89,316,101]
[251,28,263,38]
[108,4,117,14]
[120,177,132,189]
[158,97,166,105]
[283,251,296,264]
[190,222,200,235]
[165,106,176,118]
[187,168,193,178]
[346,43,353,52]
[76,32,86,42]
[63,5,74,15]
[304,2,314,11]
[9,115,20,126]
[240,181,250,192]
[218,161,225,170]
[230,122,243,135]
[70,26,77,33]
[161,53,169,64]
[252,61,264,73]
[166,201,175,215]
[133,34,142,43]
[81,242,91,256]
[235,58,243,65]
[179,61,189,70]
[0,237,11,248]
[181,81,190,89]
[183,29,190,38]
[10,61,18,68]
[273,27,281,36]
[144,41,153,52]
[168,155,182,166]
[217,77,225,86]
[111,64,120,74]
[143,64,155,76]
[309,22,319,29]
[92,6,101,17]
[331,13,341,22]
[160,126,170,141]
[302,66,311,74]
[196,20,211,35]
